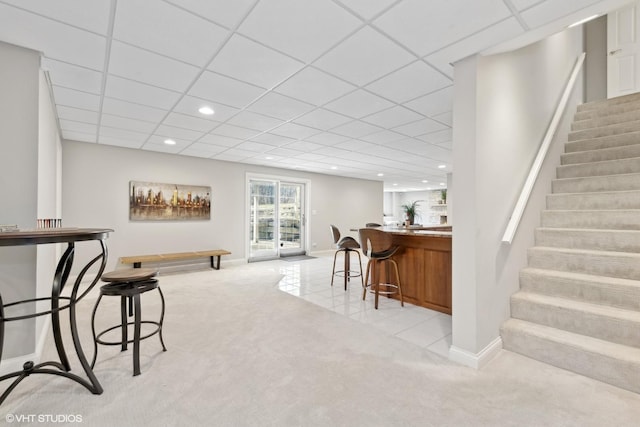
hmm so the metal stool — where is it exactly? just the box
[359,228,403,309]
[91,268,166,376]
[329,225,363,291]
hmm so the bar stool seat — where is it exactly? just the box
[359,228,403,309]
[91,268,166,376]
[329,225,363,291]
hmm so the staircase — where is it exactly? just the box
[501,92,640,394]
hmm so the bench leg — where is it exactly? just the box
[133,262,141,268]
[210,256,221,270]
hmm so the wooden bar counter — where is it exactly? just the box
[372,226,452,315]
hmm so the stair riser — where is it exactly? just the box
[528,248,640,280]
[511,297,640,347]
[547,192,640,210]
[575,101,640,120]
[577,92,640,112]
[534,229,640,253]
[520,269,640,311]
[557,157,640,179]
[568,121,640,142]
[561,144,640,165]
[501,327,640,394]
[572,109,640,131]
[541,210,640,230]
[565,131,640,153]
[552,174,640,194]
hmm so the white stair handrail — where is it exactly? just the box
[501,52,586,244]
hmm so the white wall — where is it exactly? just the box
[585,15,608,102]
[0,42,40,358]
[451,28,585,366]
[62,141,382,272]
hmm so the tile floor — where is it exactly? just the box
[243,252,453,358]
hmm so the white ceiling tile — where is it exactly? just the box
[249,133,297,147]
[1,0,112,34]
[293,152,329,161]
[274,67,356,106]
[331,120,382,138]
[109,41,200,92]
[422,129,453,145]
[425,18,525,77]
[62,130,96,143]
[263,147,303,157]
[335,0,398,20]
[247,92,315,121]
[209,34,304,89]
[238,0,361,62]
[404,86,454,117]
[392,118,449,138]
[173,95,239,122]
[142,141,184,154]
[146,134,193,148]
[212,152,251,162]
[208,123,260,140]
[311,146,354,158]
[521,0,603,28]
[113,0,228,67]
[433,111,453,127]
[199,133,243,147]
[99,126,149,142]
[42,58,102,94]
[102,98,169,123]
[162,112,220,133]
[362,106,424,129]
[0,4,106,69]
[189,70,265,108]
[217,147,255,158]
[155,124,205,141]
[333,139,380,152]
[181,142,227,156]
[52,86,101,111]
[293,108,352,130]
[233,141,276,153]
[269,123,320,139]
[360,130,406,144]
[365,61,452,103]
[98,136,144,149]
[104,75,181,110]
[59,119,97,134]
[101,114,158,134]
[226,111,285,131]
[180,148,213,159]
[164,0,255,28]
[374,0,511,56]
[282,140,326,152]
[511,0,545,11]
[324,90,394,118]
[315,26,415,86]
[56,105,99,124]
[306,132,350,146]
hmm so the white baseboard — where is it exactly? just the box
[449,336,503,369]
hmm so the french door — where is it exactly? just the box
[248,177,306,261]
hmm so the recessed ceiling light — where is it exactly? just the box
[377,173,384,177]
[164,139,176,145]
[393,183,398,186]
[569,14,599,28]
[331,166,338,170]
[265,156,273,160]
[440,182,445,186]
[438,164,446,169]
[198,106,215,115]
[422,180,428,183]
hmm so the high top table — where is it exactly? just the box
[0,228,112,404]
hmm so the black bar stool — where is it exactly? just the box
[329,225,363,290]
[91,268,166,376]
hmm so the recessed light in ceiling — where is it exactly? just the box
[377,173,384,177]
[438,164,446,169]
[164,139,176,145]
[265,156,273,160]
[331,166,338,170]
[440,182,445,186]
[422,180,428,183]
[198,106,215,115]
[393,183,398,186]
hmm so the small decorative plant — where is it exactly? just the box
[401,200,422,225]
[441,189,447,204]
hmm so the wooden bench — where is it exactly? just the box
[120,249,231,270]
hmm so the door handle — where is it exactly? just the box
[609,48,622,56]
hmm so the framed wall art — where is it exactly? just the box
[129,181,211,221]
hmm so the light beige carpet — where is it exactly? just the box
[2,267,640,426]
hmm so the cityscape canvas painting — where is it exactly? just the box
[129,181,211,221]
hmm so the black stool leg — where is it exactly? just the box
[120,295,128,351]
[157,286,167,352]
[133,293,142,376]
[344,249,350,291]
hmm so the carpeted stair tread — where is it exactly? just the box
[564,130,640,153]
[534,227,640,253]
[557,156,640,179]
[572,108,640,131]
[574,101,640,121]
[552,172,640,194]
[577,92,640,112]
[561,143,640,165]
[568,119,640,142]
[546,189,640,210]
[541,209,640,230]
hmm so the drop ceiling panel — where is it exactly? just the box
[250,133,297,147]
[0,4,106,70]
[233,141,275,153]
[213,152,251,162]
[98,136,143,149]
[154,124,204,141]
[511,0,545,11]
[270,123,320,139]
[173,96,239,122]
[109,41,200,92]
[335,0,398,20]
[392,118,448,138]
[59,119,97,135]
[360,130,406,144]
[209,34,304,89]
[146,135,192,150]
[521,0,602,28]
[333,139,380,152]
[208,123,260,140]
[293,152,329,161]
[52,86,101,111]
[422,129,453,144]
[164,0,256,29]
[105,75,181,110]
[189,70,265,108]
[246,92,315,121]
[102,98,169,123]
[99,126,148,142]
[365,61,452,104]
[283,140,326,152]
[199,134,243,147]
[42,59,102,94]
[226,111,284,131]
[274,67,356,106]
[237,0,362,62]
[181,142,227,155]
[433,111,452,126]
[314,26,416,86]
[162,112,220,133]
[404,86,453,117]
[362,106,424,129]
[374,0,512,56]
[306,132,350,146]
[331,120,382,138]
[142,141,184,154]
[293,108,352,130]
[62,130,96,143]
[324,90,394,119]
[100,114,158,134]
[56,105,99,124]
[113,0,228,67]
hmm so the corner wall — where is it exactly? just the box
[451,28,585,367]
[61,141,382,272]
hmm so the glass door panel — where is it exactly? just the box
[249,180,277,260]
[279,182,305,256]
